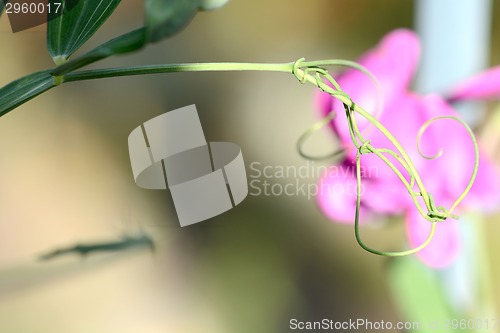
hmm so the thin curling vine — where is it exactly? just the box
[292,58,479,257]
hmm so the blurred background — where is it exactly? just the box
[1,0,500,332]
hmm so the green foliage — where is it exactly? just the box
[47,0,122,64]
[0,0,230,117]
[145,0,199,43]
[144,0,230,42]
[51,28,147,76]
[0,70,55,117]
[39,233,155,261]
[50,0,224,75]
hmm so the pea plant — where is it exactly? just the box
[0,0,478,257]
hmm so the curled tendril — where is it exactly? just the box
[294,58,383,161]
[292,58,479,257]
[417,118,443,160]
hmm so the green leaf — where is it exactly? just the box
[50,0,230,75]
[47,0,122,64]
[0,70,55,117]
[51,28,146,76]
[145,0,200,43]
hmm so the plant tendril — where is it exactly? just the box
[295,58,383,161]
[293,58,479,257]
[417,118,443,160]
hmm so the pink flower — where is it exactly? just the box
[449,67,500,101]
[316,29,500,268]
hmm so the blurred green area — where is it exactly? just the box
[0,0,500,332]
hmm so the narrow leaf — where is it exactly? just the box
[0,70,55,117]
[51,28,146,76]
[50,0,230,75]
[47,0,121,64]
[145,0,200,43]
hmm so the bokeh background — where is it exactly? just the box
[1,1,500,332]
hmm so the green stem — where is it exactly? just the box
[62,62,293,82]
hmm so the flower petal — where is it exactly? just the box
[462,151,500,211]
[316,160,410,223]
[406,207,461,269]
[316,163,370,224]
[449,67,500,101]
[317,29,421,144]
[361,177,409,215]
[358,93,430,175]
